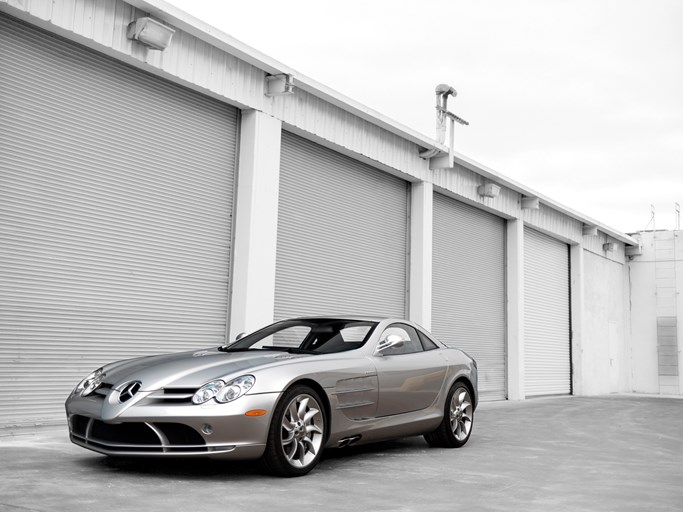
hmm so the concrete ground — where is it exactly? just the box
[0,395,681,512]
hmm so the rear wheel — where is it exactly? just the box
[424,382,474,448]
[261,385,326,477]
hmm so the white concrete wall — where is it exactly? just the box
[408,181,433,331]
[628,234,660,393]
[676,232,683,393]
[229,110,282,341]
[628,231,683,395]
[506,219,525,400]
[580,250,628,394]
[570,244,585,395]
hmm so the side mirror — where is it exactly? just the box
[376,334,404,354]
[235,332,247,341]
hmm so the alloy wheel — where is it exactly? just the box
[449,387,473,442]
[280,393,324,468]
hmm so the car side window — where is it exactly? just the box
[379,324,423,356]
[417,330,439,351]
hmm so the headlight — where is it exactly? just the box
[73,368,105,397]
[216,375,255,403]
[192,380,225,404]
[192,375,255,405]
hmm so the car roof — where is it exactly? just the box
[284,316,392,323]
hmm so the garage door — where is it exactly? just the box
[432,193,507,401]
[275,132,408,319]
[0,14,238,428]
[524,228,571,396]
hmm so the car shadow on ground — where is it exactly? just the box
[86,455,263,479]
[81,436,429,479]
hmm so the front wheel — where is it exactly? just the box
[261,385,326,477]
[424,383,474,448]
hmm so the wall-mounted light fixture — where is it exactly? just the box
[625,243,643,257]
[127,17,175,51]
[603,242,617,252]
[478,183,500,198]
[583,225,599,236]
[265,74,295,96]
[521,196,540,210]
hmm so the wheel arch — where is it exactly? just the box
[453,376,477,411]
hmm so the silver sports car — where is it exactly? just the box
[65,317,478,477]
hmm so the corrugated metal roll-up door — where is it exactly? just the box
[524,228,571,396]
[0,14,238,428]
[275,132,408,319]
[432,193,507,401]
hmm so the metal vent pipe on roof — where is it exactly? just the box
[434,84,469,165]
[435,84,457,145]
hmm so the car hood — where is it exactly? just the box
[101,348,311,390]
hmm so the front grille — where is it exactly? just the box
[71,414,91,436]
[158,423,205,448]
[70,415,205,453]
[152,387,196,403]
[91,419,160,446]
[90,383,194,404]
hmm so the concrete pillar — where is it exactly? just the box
[507,219,525,400]
[228,110,282,341]
[409,181,433,331]
[570,243,585,395]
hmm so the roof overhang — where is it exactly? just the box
[123,1,638,247]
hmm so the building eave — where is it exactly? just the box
[125,0,638,247]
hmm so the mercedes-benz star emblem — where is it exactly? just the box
[118,381,141,403]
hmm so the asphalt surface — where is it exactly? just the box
[1,395,681,512]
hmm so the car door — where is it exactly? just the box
[372,324,447,417]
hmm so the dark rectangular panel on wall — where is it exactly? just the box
[275,132,408,320]
[0,14,238,428]
[432,193,507,401]
[524,228,571,396]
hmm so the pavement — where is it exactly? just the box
[0,394,681,512]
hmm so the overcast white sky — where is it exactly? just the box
[165,0,682,234]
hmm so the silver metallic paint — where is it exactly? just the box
[65,318,478,460]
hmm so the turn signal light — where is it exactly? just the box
[245,409,267,417]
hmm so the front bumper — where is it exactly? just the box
[66,391,280,460]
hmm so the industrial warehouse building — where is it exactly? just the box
[0,0,679,431]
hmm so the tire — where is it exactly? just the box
[261,385,326,477]
[424,382,474,448]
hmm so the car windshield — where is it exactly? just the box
[223,319,378,355]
